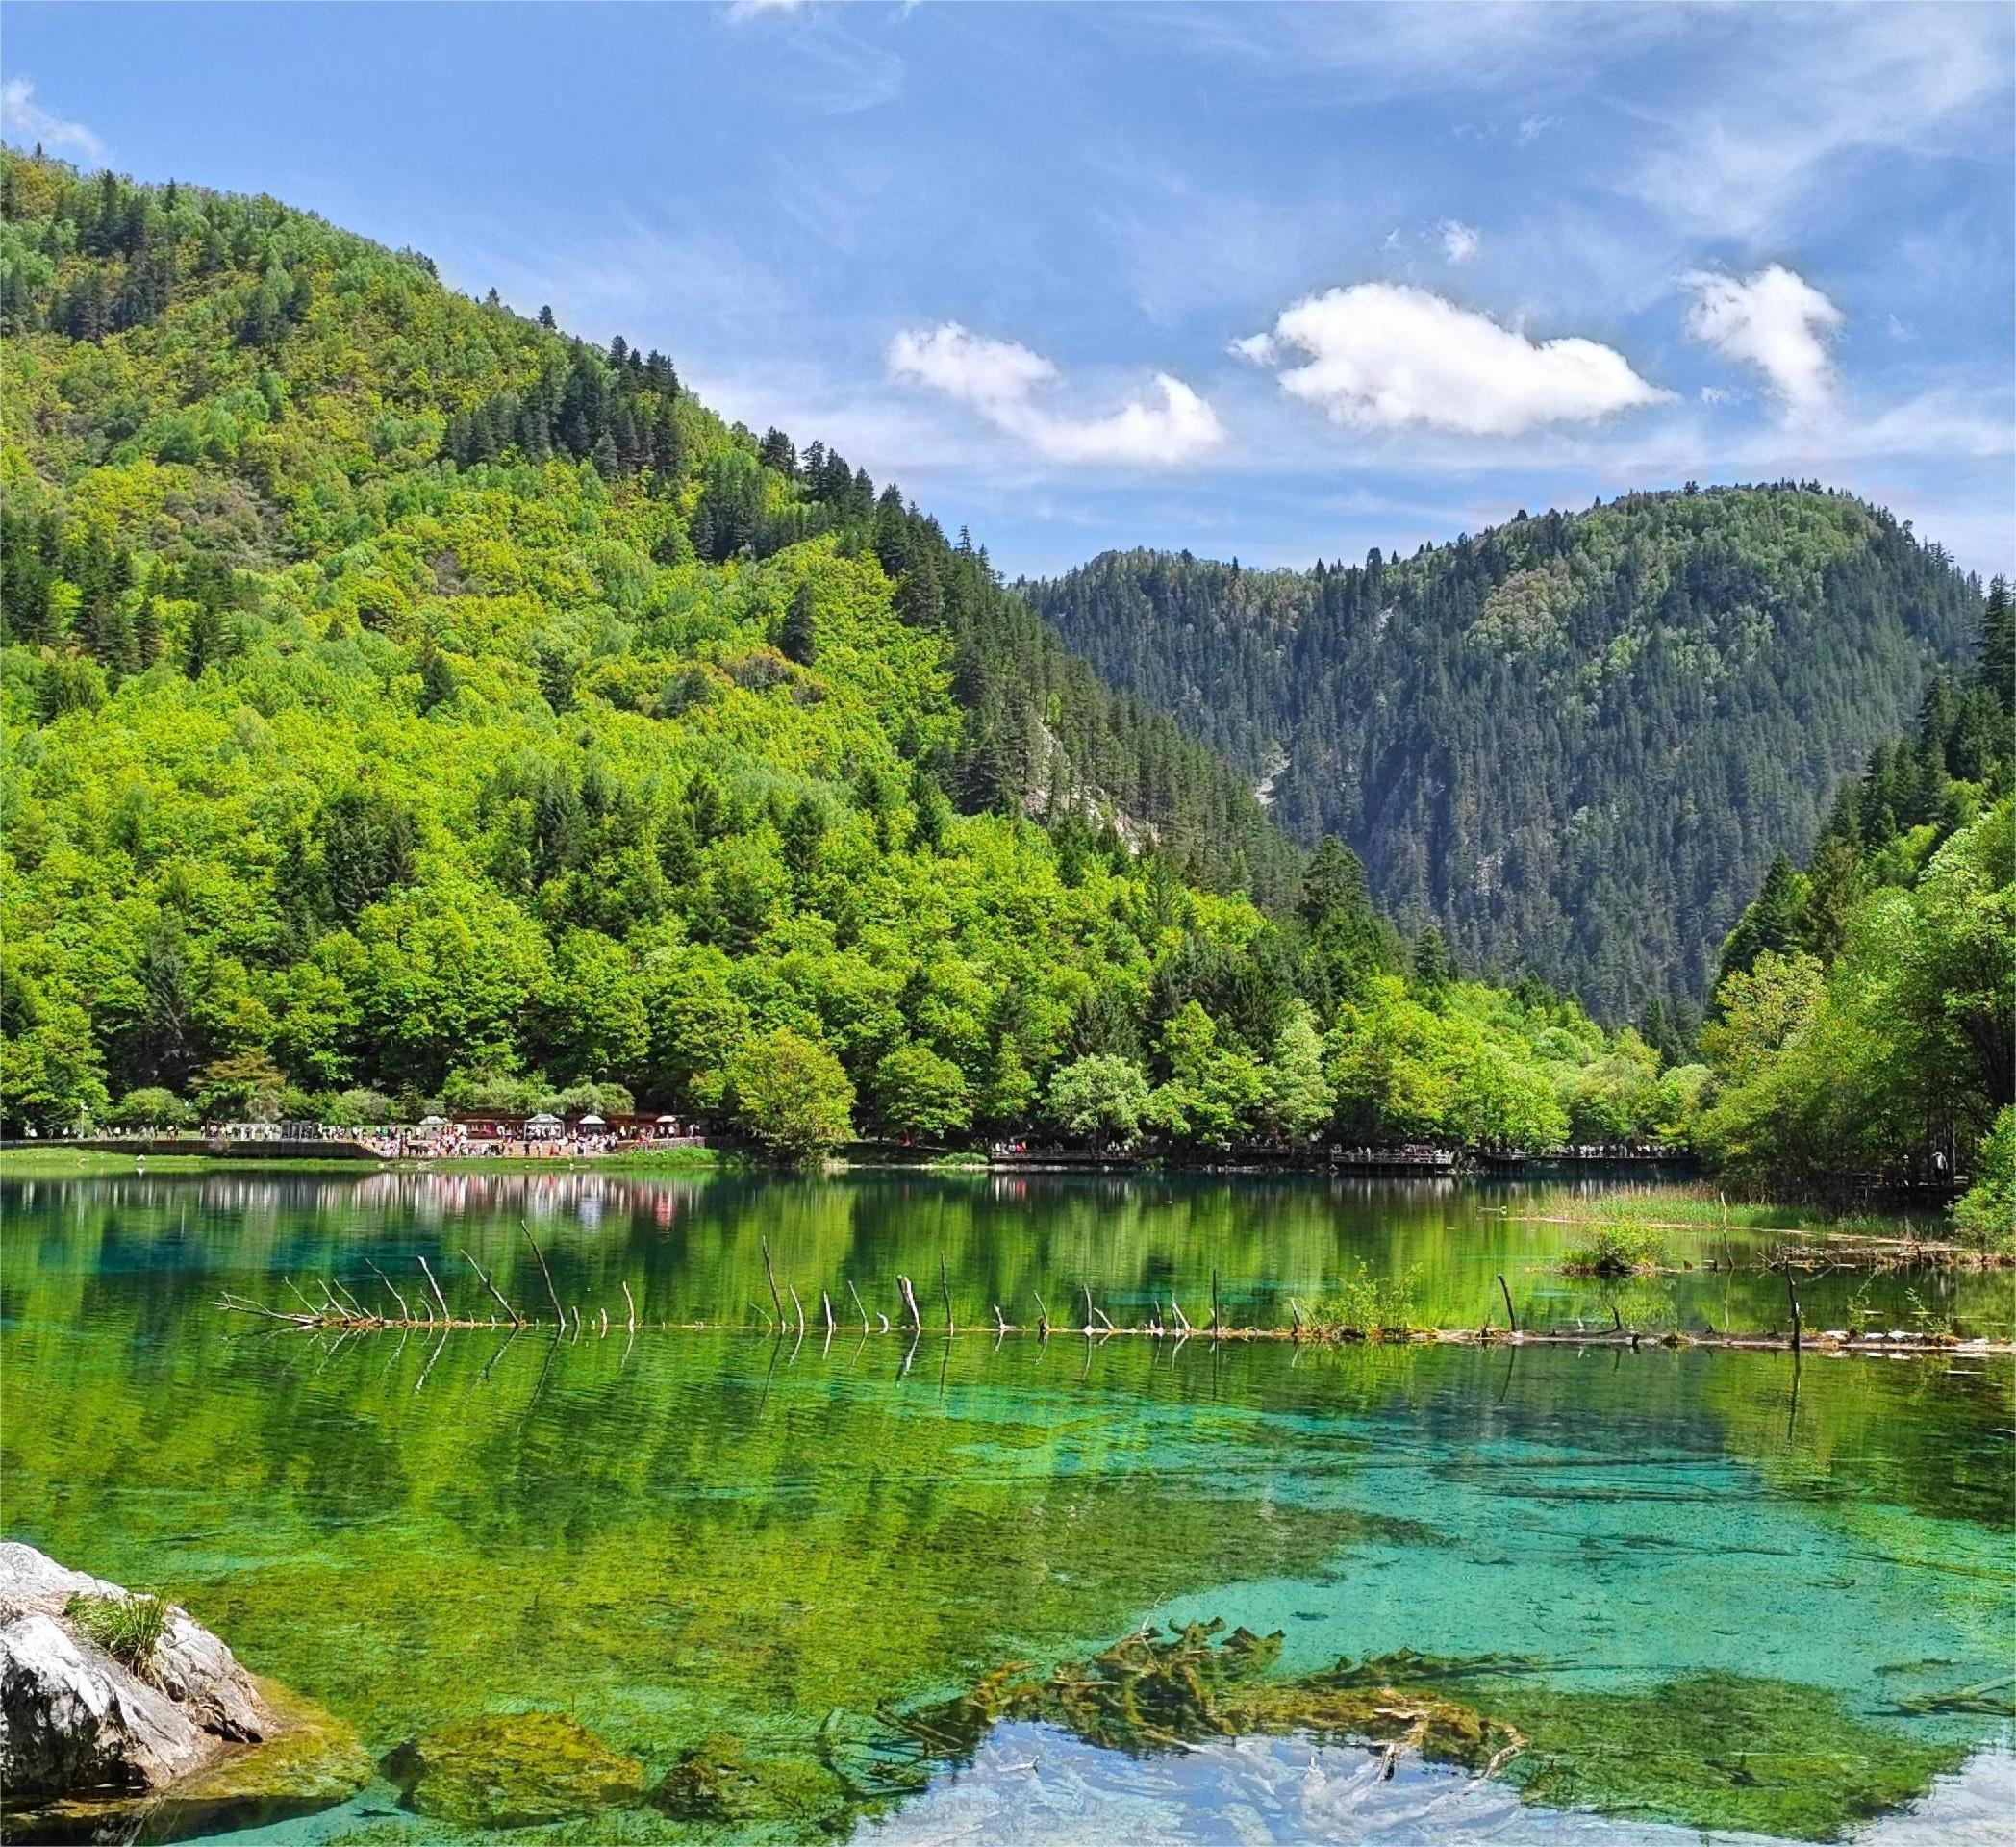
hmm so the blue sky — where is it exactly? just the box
[6,2,2012,579]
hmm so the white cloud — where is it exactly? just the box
[1683,266,1842,419]
[1514,114,1556,147]
[1439,219,1480,264]
[1235,283,1672,438]
[1,79,105,161]
[1833,386,2015,461]
[1698,385,1733,405]
[890,324,1055,410]
[887,323,1225,468]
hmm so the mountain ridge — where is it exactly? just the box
[1025,485,1982,1025]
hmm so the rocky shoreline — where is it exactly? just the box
[0,1542,369,1842]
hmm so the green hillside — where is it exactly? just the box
[0,155,1297,1135]
[1700,584,2012,1231]
[0,156,1690,1156]
[1026,493,1982,1028]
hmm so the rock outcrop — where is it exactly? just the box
[0,1543,276,1806]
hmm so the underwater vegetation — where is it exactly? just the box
[383,1713,646,1831]
[1488,1671,1969,1841]
[649,1626,1978,1844]
[874,1628,1977,1844]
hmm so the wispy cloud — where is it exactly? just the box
[1,78,105,161]
[1684,266,1842,420]
[888,323,1225,467]
[719,7,903,114]
[1832,386,2015,463]
[1235,283,1671,438]
[1152,2,1683,100]
[1439,219,1480,264]
[1623,5,2008,241]
[452,217,795,342]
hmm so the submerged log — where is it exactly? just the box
[209,1288,2011,1355]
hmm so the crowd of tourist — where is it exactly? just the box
[63,1112,705,1161]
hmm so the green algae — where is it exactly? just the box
[1486,1671,1969,1841]
[650,1732,852,1826]
[140,1680,375,1840]
[383,1712,644,1829]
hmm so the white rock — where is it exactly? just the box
[0,1543,274,1802]
[0,1610,210,1799]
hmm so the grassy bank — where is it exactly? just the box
[432,1148,730,1175]
[1509,1182,2007,1266]
[1513,1183,1944,1234]
[0,1150,227,1177]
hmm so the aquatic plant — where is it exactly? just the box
[901,1632,1972,1845]
[1306,1261,1424,1334]
[653,1732,853,1825]
[1488,1670,1967,1842]
[1522,1184,1944,1238]
[382,1712,644,1829]
[64,1589,171,1682]
[1903,1287,1956,1341]
[1560,1223,1667,1277]
[889,1621,1520,1773]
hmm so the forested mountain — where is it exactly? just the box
[1699,583,2012,1235]
[1027,493,1982,1028]
[1,154,1679,1156]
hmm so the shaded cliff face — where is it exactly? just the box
[1027,488,1982,1021]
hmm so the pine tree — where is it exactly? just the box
[1412,926,1456,990]
[185,600,229,679]
[779,583,817,666]
[1980,578,2013,714]
[895,555,942,628]
[1715,853,1805,991]
[416,638,458,713]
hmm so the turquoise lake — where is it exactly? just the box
[2,1168,2010,1844]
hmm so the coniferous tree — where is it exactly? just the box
[779,583,817,666]
[1028,491,1981,1015]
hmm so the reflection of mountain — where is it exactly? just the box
[12,1170,2010,1347]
